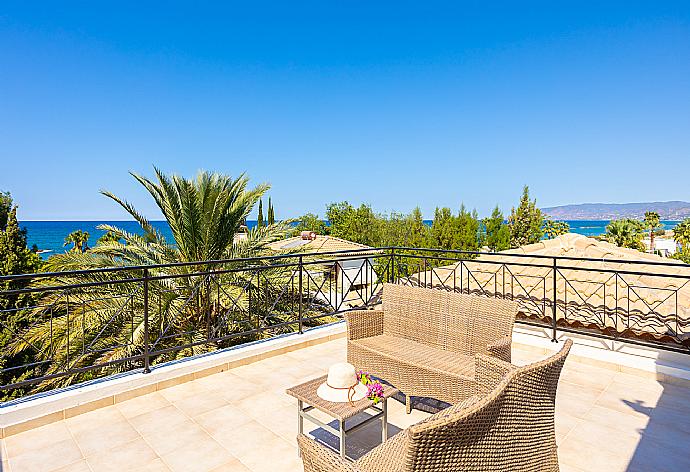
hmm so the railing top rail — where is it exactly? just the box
[1,245,688,284]
[391,246,690,269]
[0,247,386,282]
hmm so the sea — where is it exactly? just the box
[19,220,681,259]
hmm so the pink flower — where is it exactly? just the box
[367,381,384,404]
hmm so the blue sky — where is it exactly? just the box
[1,2,689,220]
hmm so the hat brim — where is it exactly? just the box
[316,382,368,403]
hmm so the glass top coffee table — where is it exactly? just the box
[286,375,399,460]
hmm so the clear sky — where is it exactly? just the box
[2,2,689,221]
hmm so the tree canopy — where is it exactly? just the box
[542,219,570,240]
[508,186,543,248]
[484,206,511,252]
[0,193,43,400]
[605,219,645,250]
[10,169,295,392]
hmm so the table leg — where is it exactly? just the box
[339,419,346,458]
[382,399,388,442]
[298,400,304,435]
[297,400,303,458]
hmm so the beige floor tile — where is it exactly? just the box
[555,390,598,419]
[233,390,293,414]
[566,420,642,454]
[284,348,319,362]
[644,385,690,414]
[143,420,216,457]
[160,436,236,472]
[253,369,301,390]
[232,433,299,472]
[557,380,605,402]
[555,411,582,440]
[255,355,298,371]
[53,459,92,472]
[70,415,141,457]
[249,404,299,443]
[137,458,172,471]
[558,435,633,472]
[159,380,218,404]
[230,362,276,381]
[4,421,74,457]
[9,437,83,472]
[557,462,588,472]
[193,404,254,436]
[593,388,657,416]
[206,373,268,402]
[116,392,171,419]
[209,459,251,471]
[560,364,615,391]
[1,438,8,461]
[625,436,690,472]
[85,438,158,472]
[582,405,650,435]
[173,390,230,418]
[129,405,189,437]
[65,405,124,434]
[208,421,279,456]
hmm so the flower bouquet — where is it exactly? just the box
[357,371,385,405]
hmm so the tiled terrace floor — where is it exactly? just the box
[3,337,690,472]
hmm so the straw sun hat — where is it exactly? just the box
[317,363,367,403]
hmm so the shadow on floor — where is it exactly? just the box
[308,411,403,460]
[622,357,690,471]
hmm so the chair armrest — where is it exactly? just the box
[345,310,384,341]
[297,434,362,472]
[475,353,516,396]
[487,336,512,363]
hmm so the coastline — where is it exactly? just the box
[20,219,681,259]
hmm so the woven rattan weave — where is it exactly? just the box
[347,284,518,412]
[298,338,573,472]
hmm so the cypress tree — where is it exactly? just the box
[268,198,275,225]
[257,199,264,228]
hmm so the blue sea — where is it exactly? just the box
[19,219,681,259]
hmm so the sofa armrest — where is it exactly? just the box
[475,354,516,396]
[345,310,384,341]
[297,434,362,472]
[487,336,512,363]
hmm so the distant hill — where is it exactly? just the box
[542,201,690,220]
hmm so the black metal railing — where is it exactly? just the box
[1,246,689,400]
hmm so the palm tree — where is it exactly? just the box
[673,219,690,250]
[97,230,121,245]
[63,230,90,253]
[644,211,663,254]
[10,169,298,391]
[605,219,645,250]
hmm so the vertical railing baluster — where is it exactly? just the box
[552,257,558,342]
[143,268,150,374]
[390,248,395,284]
[298,256,303,334]
[615,273,619,338]
[66,291,70,369]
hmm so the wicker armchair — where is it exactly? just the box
[299,338,573,472]
[347,284,518,412]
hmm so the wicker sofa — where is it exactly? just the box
[347,283,518,412]
[299,338,573,472]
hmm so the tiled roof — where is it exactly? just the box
[268,235,374,254]
[405,233,690,345]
